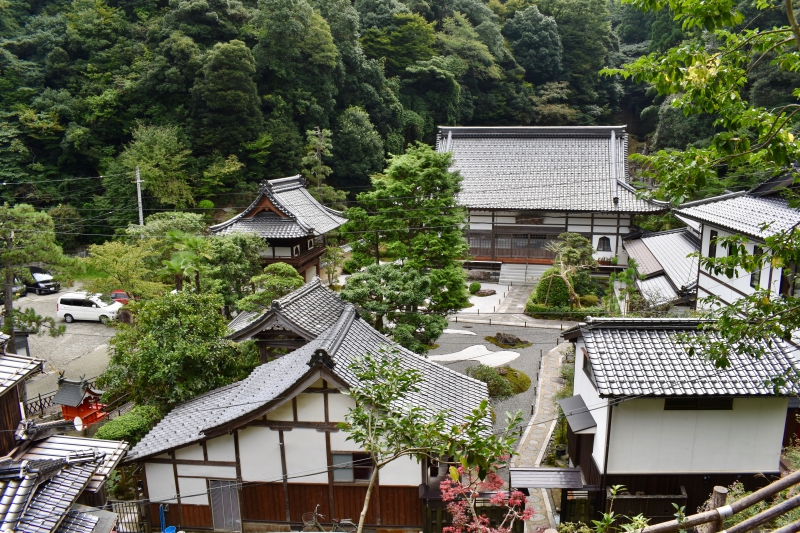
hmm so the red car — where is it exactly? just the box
[109,290,133,305]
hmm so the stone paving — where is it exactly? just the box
[513,342,574,530]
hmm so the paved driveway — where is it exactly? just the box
[13,291,115,399]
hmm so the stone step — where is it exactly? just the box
[499,263,550,285]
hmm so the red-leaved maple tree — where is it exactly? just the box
[440,464,533,533]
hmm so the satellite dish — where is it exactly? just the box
[73,416,83,432]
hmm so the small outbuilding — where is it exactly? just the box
[53,376,107,428]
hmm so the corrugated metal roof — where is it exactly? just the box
[210,176,346,239]
[623,238,663,276]
[577,318,800,397]
[438,126,665,213]
[0,354,42,398]
[636,275,679,304]
[676,194,800,239]
[130,304,490,461]
[509,467,584,489]
[641,229,698,290]
[20,436,129,493]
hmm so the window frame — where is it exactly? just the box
[331,452,373,483]
[708,230,718,258]
[596,236,612,252]
[750,245,763,289]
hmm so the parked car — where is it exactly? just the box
[109,290,133,305]
[0,279,27,304]
[25,267,60,295]
[57,292,122,324]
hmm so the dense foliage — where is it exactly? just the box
[98,291,258,407]
[1,0,645,244]
[94,404,163,445]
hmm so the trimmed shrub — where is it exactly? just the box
[466,364,515,399]
[579,294,599,306]
[525,304,606,321]
[198,199,215,210]
[534,268,570,306]
[469,282,481,294]
[499,367,531,394]
[95,405,163,445]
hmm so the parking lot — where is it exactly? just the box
[14,289,115,399]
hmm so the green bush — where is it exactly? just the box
[469,282,481,294]
[95,405,163,445]
[499,367,531,394]
[525,304,606,321]
[579,294,599,306]
[534,268,571,306]
[466,364,515,399]
[198,199,215,210]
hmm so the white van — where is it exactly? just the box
[57,292,122,324]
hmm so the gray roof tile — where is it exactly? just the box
[227,277,347,338]
[438,126,665,213]
[0,354,42,399]
[130,304,489,461]
[624,228,698,305]
[210,176,346,239]
[676,193,800,239]
[577,318,800,397]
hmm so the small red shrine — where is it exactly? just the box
[52,376,107,428]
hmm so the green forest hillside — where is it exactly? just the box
[1,0,797,243]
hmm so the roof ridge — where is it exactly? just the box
[316,304,357,358]
[676,190,746,209]
[264,175,304,194]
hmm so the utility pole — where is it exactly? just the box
[135,166,144,226]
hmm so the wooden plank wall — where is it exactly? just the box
[241,483,422,526]
[0,386,21,456]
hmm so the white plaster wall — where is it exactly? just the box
[177,464,237,478]
[239,426,283,482]
[283,428,328,483]
[328,393,355,422]
[592,234,617,259]
[305,266,317,283]
[380,455,421,485]
[568,225,592,233]
[697,225,782,309]
[175,445,203,461]
[607,397,787,473]
[296,393,325,421]
[146,462,178,502]
[178,477,210,505]
[207,434,236,462]
[470,223,492,231]
[329,429,361,451]
[573,339,609,471]
[266,400,294,421]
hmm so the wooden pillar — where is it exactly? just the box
[170,451,185,527]
[707,486,729,533]
[279,430,291,521]
[490,210,496,260]
[233,430,244,527]
[257,340,268,364]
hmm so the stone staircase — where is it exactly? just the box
[498,263,550,285]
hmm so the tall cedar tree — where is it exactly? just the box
[344,143,469,314]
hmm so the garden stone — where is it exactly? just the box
[475,289,496,296]
[467,270,491,280]
[495,332,527,345]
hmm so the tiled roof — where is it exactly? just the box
[227,277,348,338]
[437,126,665,213]
[574,318,800,397]
[623,228,698,305]
[210,176,346,239]
[20,435,130,494]
[675,193,800,239]
[55,512,99,533]
[0,353,43,399]
[129,304,489,461]
[0,449,106,533]
[53,378,101,408]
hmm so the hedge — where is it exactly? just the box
[525,304,607,321]
[469,282,481,294]
[95,405,163,445]
[533,268,571,306]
